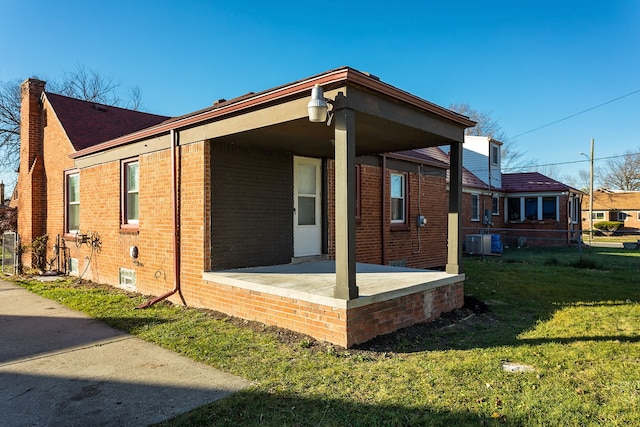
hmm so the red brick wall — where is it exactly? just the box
[327,160,448,269]
[17,80,47,265]
[73,144,203,301]
[491,194,577,247]
[461,192,506,233]
[201,277,464,348]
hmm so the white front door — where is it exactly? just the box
[293,156,322,257]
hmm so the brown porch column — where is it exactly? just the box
[446,141,464,274]
[333,98,359,299]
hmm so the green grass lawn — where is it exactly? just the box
[12,247,640,426]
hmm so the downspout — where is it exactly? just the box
[137,128,185,309]
[381,154,387,265]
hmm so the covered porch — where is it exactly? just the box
[189,67,474,346]
[181,66,474,292]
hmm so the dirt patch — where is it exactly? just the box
[193,295,494,356]
[31,275,494,356]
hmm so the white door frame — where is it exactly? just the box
[293,156,322,257]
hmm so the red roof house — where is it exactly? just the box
[15,67,475,348]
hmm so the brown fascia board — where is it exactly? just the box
[385,152,449,169]
[70,66,476,159]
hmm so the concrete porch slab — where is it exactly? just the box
[203,261,464,309]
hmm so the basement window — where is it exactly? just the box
[119,268,136,291]
[69,258,79,275]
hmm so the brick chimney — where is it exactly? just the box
[17,78,47,266]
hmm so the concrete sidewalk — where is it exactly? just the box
[0,279,250,426]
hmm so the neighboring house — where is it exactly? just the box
[442,136,583,250]
[15,67,475,348]
[582,189,640,231]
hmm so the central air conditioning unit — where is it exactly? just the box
[465,234,491,255]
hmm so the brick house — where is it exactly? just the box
[439,136,583,251]
[582,189,640,231]
[15,67,475,347]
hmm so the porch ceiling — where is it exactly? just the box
[211,112,455,159]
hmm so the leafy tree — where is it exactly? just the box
[0,66,143,180]
[597,150,640,191]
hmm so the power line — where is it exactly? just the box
[500,151,640,173]
[511,89,640,139]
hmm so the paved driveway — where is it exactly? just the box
[0,280,250,426]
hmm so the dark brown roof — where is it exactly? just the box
[502,172,579,193]
[389,148,449,169]
[45,92,171,151]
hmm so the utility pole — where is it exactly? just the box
[589,138,594,244]
[580,138,595,244]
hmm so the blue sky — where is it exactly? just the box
[1,0,638,189]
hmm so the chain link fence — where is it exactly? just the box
[2,231,18,275]
[463,227,640,264]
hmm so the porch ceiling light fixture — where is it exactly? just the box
[307,84,334,125]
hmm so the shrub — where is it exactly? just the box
[593,221,623,235]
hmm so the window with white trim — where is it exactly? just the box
[471,194,480,221]
[507,197,521,221]
[508,196,559,222]
[490,144,500,167]
[122,160,139,225]
[617,212,627,221]
[492,195,500,215]
[390,173,406,223]
[66,171,80,233]
[569,196,580,224]
[524,197,538,220]
[592,212,605,220]
[542,197,558,220]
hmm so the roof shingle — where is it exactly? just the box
[502,172,578,193]
[45,93,170,151]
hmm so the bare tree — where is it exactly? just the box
[50,66,122,105]
[533,164,561,180]
[563,169,592,193]
[0,80,22,175]
[0,67,143,179]
[598,150,640,191]
[449,102,534,172]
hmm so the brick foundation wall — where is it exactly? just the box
[346,280,464,346]
[200,277,464,348]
